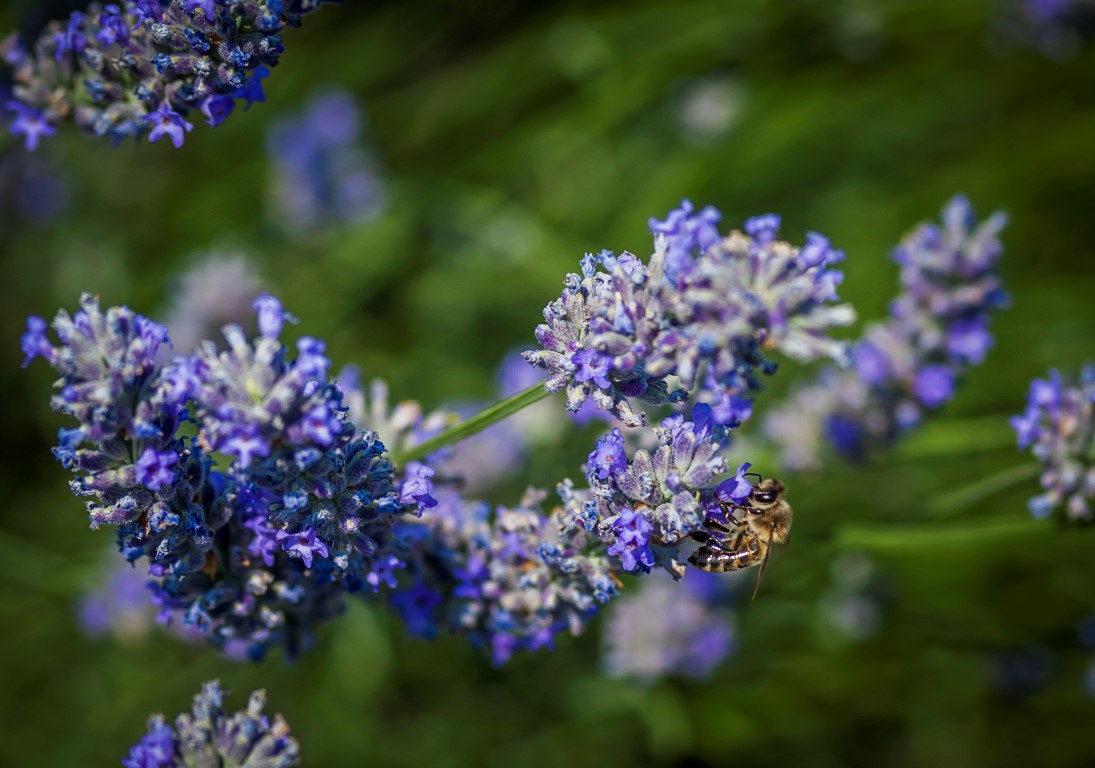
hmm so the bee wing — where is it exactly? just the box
[750,524,776,603]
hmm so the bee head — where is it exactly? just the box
[747,478,785,511]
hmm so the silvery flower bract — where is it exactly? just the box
[123,680,299,768]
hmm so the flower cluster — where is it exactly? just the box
[1011,364,1095,520]
[603,569,735,681]
[123,680,299,767]
[267,89,386,233]
[2,0,335,150]
[525,201,855,428]
[764,195,1008,469]
[23,293,432,659]
[563,404,753,577]
[391,486,618,665]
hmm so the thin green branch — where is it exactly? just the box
[896,414,1020,459]
[925,462,1042,516]
[392,382,552,466]
[834,516,1046,552]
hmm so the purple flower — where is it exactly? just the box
[20,316,54,366]
[235,65,270,107]
[183,0,216,18]
[253,292,290,339]
[716,462,753,504]
[572,348,614,390]
[6,101,56,151]
[199,94,235,127]
[744,213,780,244]
[913,365,955,407]
[95,6,130,47]
[399,462,438,512]
[607,507,655,572]
[365,553,404,591]
[135,446,178,491]
[587,428,627,481]
[145,104,193,148]
[122,719,174,768]
[649,199,722,281]
[276,527,329,568]
[1012,364,1095,521]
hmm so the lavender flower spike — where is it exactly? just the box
[563,404,754,577]
[764,195,1008,469]
[2,1,336,149]
[25,293,434,660]
[525,202,855,428]
[1011,364,1095,520]
[392,487,618,665]
[123,680,300,767]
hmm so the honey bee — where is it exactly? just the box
[687,476,793,600]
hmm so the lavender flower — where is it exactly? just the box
[1,1,335,149]
[764,195,1008,469]
[392,487,619,665]
[123,680,299,767]
[1011,364,1095,520]
[24,293,433,659]
[267,89,386,232]
[603,569,735,681]
[525,201,855,428]
[563,404,754,577]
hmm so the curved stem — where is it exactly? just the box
[925,462,1042,516]
[392,382,552,467]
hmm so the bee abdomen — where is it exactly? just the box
[687,546,755,573]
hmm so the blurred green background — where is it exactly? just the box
[2,0,1095,765]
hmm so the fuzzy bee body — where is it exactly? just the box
[687,477,793,595]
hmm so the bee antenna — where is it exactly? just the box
[745,472,763,482]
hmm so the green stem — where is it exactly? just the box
[896,414,1020,459]
[392,382,552,466]
[925,462,1042,516]
[835,516,1046,551]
